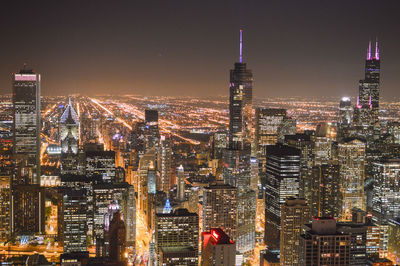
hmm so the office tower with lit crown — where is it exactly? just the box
[203,181,238,241]
[60,97,80,175]
[265,144,300,250]
[311,162,341,218]
[229,29,253,149]
[372,158,400,220]
[354,40,381,142]
[299,217,351,265]
[62,188,88,253]
[338,97,353,141]
[157,135,172,194]
[11,67,45,235]
[338,138,366,220]
[202,228,236,266]
[155,208,199,265]
[12,66,41,184]
[280,197,310,266]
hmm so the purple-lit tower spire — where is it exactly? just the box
[228,29,253,149]
[375,38,379,60]
[239,29,243,63]
[367,40,372,60]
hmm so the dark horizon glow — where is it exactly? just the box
[0,0,399,98]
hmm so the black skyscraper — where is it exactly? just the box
[354,40,380,141]
[229,30,253,150]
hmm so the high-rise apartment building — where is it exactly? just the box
[265,144,300,250]
[280,197,310,266]
[158,135,172,194]
[311,162,341,218]
[203,181,238,241]
[338,138,366,220]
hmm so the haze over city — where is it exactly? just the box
[0,0,400,98]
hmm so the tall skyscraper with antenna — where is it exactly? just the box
[229,29,253,150]
[354,39,381,141]
[223,30,256,254]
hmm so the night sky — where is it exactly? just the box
[0,0,399,98]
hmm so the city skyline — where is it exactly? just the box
[0,0,399,98]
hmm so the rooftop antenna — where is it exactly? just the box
[239,29,243,63]
[367,40,372,60]
[375,37,379,60]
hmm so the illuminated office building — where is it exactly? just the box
[12,67,41,184]
[62,189,87,253]
[265,144,300,250]
[338,138,366,220]
[108,210,126,264]
[280,197,310,266]
[60,97,80,175]
[203,181,237,241]
[338,97,353,140]
[155,208,199,265]
[255,108,287,156]
[299,217,351,265]
[353,40,381,141]
[86,150,116,183]
[228,29,253,149]
[372,159,400,220]
[144,109,160,150]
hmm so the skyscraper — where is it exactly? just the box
[62,188,88,253]
[338,97,353,141]
[202,181,238,241]
[280,197,310,266]
[264,144,300,250]
[60,97,80,175]
[255,108,287,156]
[12,66,41,184]
[338,138,366,220]
[157,135,172,194]
[177,165,185,201]
[372,158,400,220]
[144,109,159,150]
[299,217,351,265]
[354,40,381,141]
[155,208,199,265]
[229,29,253,149]
[108,210,126,263]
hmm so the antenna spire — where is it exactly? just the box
[367,40,372,60]
[375,37,379,60]
[239,29,243,63]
